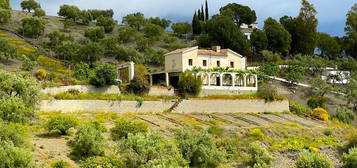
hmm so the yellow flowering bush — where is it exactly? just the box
[313,108,329,121]
[35,69,48,81]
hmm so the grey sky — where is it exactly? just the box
[11,0,356,36]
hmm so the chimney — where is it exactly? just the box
[212,46,221,52]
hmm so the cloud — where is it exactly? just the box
[11,0,356,36]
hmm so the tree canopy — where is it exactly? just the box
[122,12,146,30]
[172,22,192,36]
[206,15,250,55]
[20,0,40,12]
[264,17,292,55]
[220,3,257,26]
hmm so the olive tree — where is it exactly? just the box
[19,17,45,38]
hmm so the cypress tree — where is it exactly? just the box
[197,9,201,21]
[205,0,209,20]
[201,5,205,21]
[192,11,197,34]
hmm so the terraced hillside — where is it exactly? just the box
[32,111,350,168]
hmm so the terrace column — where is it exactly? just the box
[129,62,135,81]
[149,75,153,86]
[243,74,247,87]
[219,73,223,86]
[207,73,211,86]
[231,73,235,87]
[255,75,258,88]
[165,72,170,87]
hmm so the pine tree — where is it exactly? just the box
[205,0,209,20]
[201,5,205,21]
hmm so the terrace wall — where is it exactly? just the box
[42,85,121,95]
[40,99,289,113]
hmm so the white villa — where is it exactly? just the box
[149,46,258,95]
[240,22,258,40]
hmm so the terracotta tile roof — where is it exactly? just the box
[197,49,227,56]
[164,47,193,56]
[241,28,253,33]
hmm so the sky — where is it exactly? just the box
[10,0,356,36]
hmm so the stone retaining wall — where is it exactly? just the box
[40,99,289,113]
[148,86,175,96]
[42,85,120,95]
[174,99,289,113]
[41,100,175,113]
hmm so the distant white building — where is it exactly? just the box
[240,22,258,40]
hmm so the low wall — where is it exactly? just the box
[40,99,289,113]
[41,100,175,113]
[174,99,289,113]
[149,86,175,96]
[199,86,258,97]
[42,85,121,95]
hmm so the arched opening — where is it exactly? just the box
[235,74,245,87]
[222,73,233,86]
[210,73,220,86]
[246,74,256,87]
[198,73,209,86]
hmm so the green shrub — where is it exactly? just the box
[51,160,70,168]
[207,125,224,137]
[33,8,45,17]
[80,156,123,168]
[90,63,118,87]
[0,97,33,123]
[346,133,357,150]
[307,97,327,109]
[295,150,333,168]
[0,142,35,168]
[257,84,279,101]
[96,16,115,33]
[323,129,333,136]
[46,115,78,135]
[120,132,186,168]
[0,121,31,149]
[84,26,105,42]
[111,118,148,140]
[0,8,11,25]
[19,17,45,38]
[259,63,280,76]
[72,124,105,159]
[333,107,355,124]
[74,62,92,81]
[342,147,357,168]
[126,64,150,95]
[290,102,313,116]
[246,141,273,168]
[175,130,226,168]
[177,71,202,97]
[247,128,266,140]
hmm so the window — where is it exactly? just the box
[248,25,253,28]
[230,61,234,68]
[203,60,207,66]
[188,59,193,66]
[217,61,220,67]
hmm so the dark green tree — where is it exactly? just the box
[201,5,205,21]
[220,3,257,26]
[122,12,146,30]
[280,0,318,55]
[251,29,268,54]
[20,0,40,12]
[47,30,74,48]
[0,0,10,9]
[90,63,117,87]
[143,23,164,39]
[172,22,191,36]
[205,0,209,20]
[58,5,81,21]
[0,8,11,24]
[192,11,202,35]
[84,26,105,42]
[0,39,17,60]
[78,42,104,64]
[96,15,116,33]
[345,4,357,59]
[19,17,45,38]
[317,33,341,58]
[147,17,171,29]
[87,9,114,20]
[264,17,291,55]
[54,42,81,61]
[206,15,250,55]
[33,8,45,17]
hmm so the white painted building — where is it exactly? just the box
[240,22,258,40]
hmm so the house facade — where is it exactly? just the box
[240,22,258,40]
[164,46,246,72]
